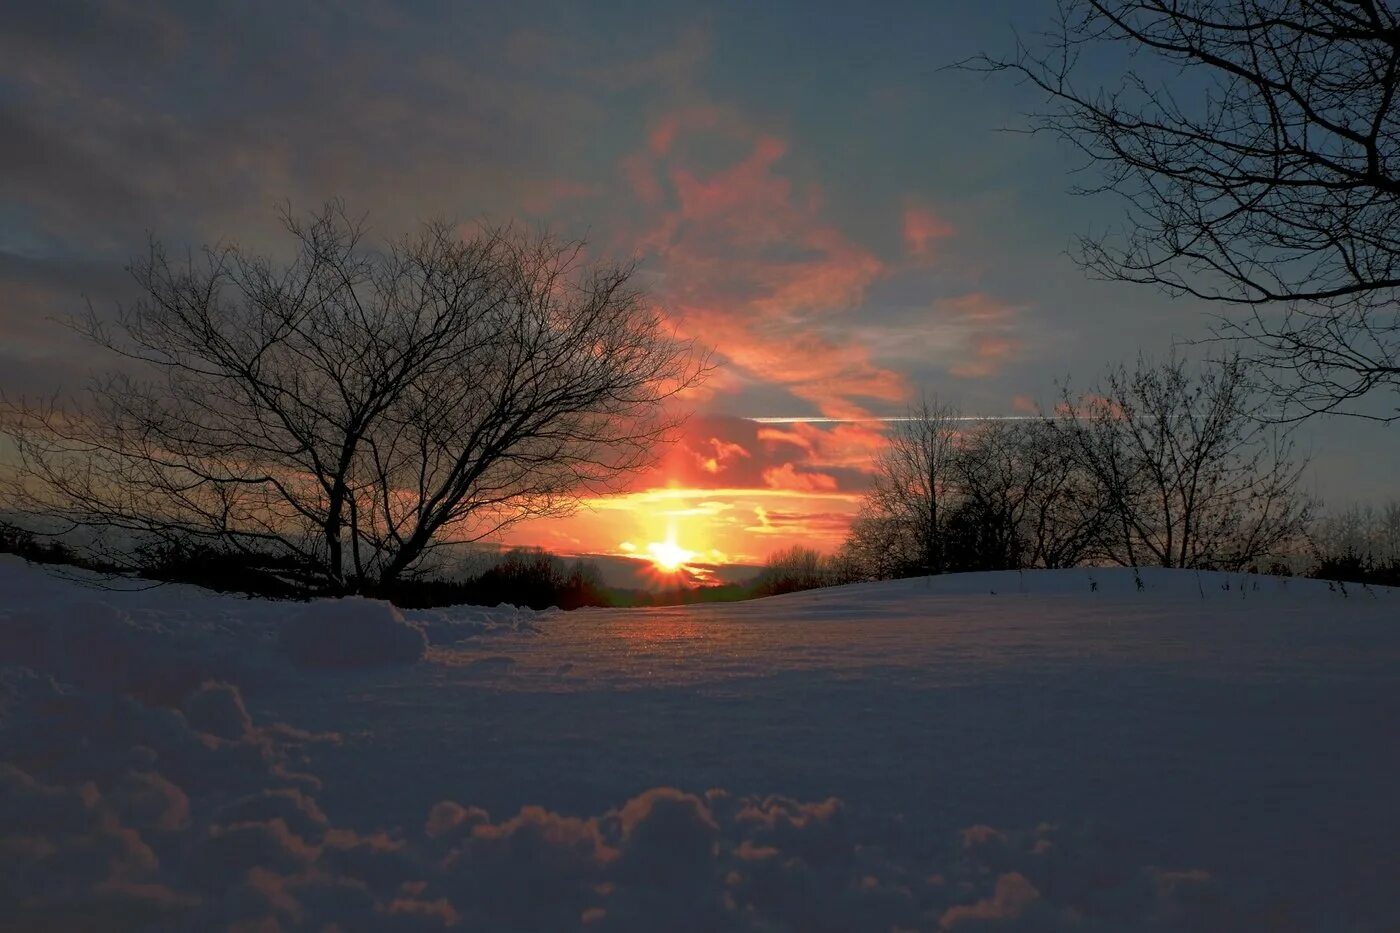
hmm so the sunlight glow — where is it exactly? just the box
[646,526,696,573]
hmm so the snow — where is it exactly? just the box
[1,554,1397,930]
[281,597,428,669]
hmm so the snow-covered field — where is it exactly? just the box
[2,555,1397,931]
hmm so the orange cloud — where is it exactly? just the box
[758,420,888,471]
[683,312,906,419]
[951,336,1021,379]
[623,111,903,418]
[763,463,838,492]
[696,437,751,474]
[902,205,954,258]
[934,292,1027,380]
[746,505,854,539]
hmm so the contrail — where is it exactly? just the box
[747,415,1042,424]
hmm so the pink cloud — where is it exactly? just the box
[622,111,903,418]
[950,336,1020,379]
[902,205,954,258]
[934,292,1027,380]
[758,420,888,471]
[696,437,751,474]
[684,312,906,418]
[762,463,839,492]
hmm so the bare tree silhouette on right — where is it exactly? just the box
[969,1,1400,420]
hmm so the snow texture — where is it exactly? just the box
[1,555,1398,930]
[281,597,428,669]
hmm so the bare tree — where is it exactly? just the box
[855,394,961,576]
[838,510,917,582]
[946,421,1030,571]
[970,1,1400,420]
[1311,499,1400,570]
[1,203,706,592]
[1058,354,1311,569]
[753,545,835,596]
[952,419,1107,570]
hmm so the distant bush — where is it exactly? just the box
[1310,551,1400,588]
[461,548,610,610]
[0,520,114,572]
[134,539,314,599]
[1309,502,1400,586]
[752,546,838,597]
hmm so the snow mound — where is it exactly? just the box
[747,565,1397,619]
[281,598,427,669]
[406,602,543,646]
[0,595,274,706]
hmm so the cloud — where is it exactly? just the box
[903,204,955,259]
[756,420,889,471]
[762,463,838,492]
[746,506,855,539]
[619,414,878,495]
[837,289,1031,386]
[932,292,1028,381]
[694,437,751,475]
[623,110,903,419]
[938,872,1045,928]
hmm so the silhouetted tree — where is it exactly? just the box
[1011,419,1110,568]
[1058,354,1311,569]
[1310,500,1400,584]
[838,511,917,581]
[464,548,609,609]
[1,203,706,593]
[861,395,961,576]
[949,419,1107,571]
[972,1,1400,420]
[753,546,834,596]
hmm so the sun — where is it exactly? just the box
[646,528,695,573]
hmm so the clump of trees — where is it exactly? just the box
[0,203,706,596]
[373,547,609,610]
[1310,502,1400,586]
[839,356,1312,581]
[1057,354,1310,570]
[0,520,95,569]
[752,546,846,597]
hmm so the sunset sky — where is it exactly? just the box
[4,1,1398,570]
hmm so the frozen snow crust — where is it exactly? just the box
[1,554,1397,930]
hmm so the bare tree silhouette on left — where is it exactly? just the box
[2,202,707,593]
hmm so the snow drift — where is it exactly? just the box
[281,597,428,669]
[1,555,1398,929]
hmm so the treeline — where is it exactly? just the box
[756,356,1341,595]
[382,550,753,609]
[1309,504,1400,587]
[0,526,757,610]
[760,501,1400,597]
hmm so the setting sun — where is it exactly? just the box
[646,527,696,572]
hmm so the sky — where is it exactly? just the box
[3,0,1398,571]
